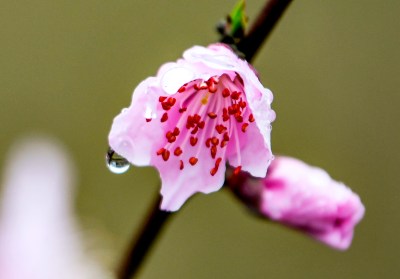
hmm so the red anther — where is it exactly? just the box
[173,127,180,136]
[211,146,217,159]
[146,118,152,122]
[210,167,217,176]
[189,157,198,165]
[161,102,171,111]
[174,147,183,156]
[231,91,241,100]
[180,160,184,170]
[215,157,222,167]
[157,148,165,156]
[162,149,170,161]
[167,97,176,106]
[222,88,230,97]
[167,135,176,143]
[205,138,211,148]
[168,97,176,107]
[211,137,219,146]
[159,96,167,102]
[235,115,243,123]
[160,113,168,122]
[193,114,201,123]
[233,166,242,175]
[228,106,236,115]
[191,126,199,135]
[248,114,255,123]
[241,123,249,132]
[239,101,247,108]
[179,107,187,113]
[232,104,239,112]
[178,86,186,93]
[220,140,227,148]
[198,121,205,129]
[208,83,217,93]
[223,132,230,141]
[194,81,208,90]
[186,116,195,129]
[190,136,198,146]
[208,76,219,84]
[215,125,226,134]
[207,112,217,119]
[166,131,176,143]
[223,115,229,122]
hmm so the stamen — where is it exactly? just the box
[160,113,168,122]
[157,148,165,156]
[235,115,243,123]
[194,81,208,90]
[211,146,217,159]
[207,112,217,119]
[167,97,176,106]
[173,127,180,136]
[241,123,249,132]
[190,136,198,146]
[211,137,219,146]
[178,86,186,93]
[174,147,183,156]
[162,149,170,161]
[189,157,198,165]
[198,121,205,129]
[205,138,211,148]
[222,88,230,98]
[215,124,226,134]
[231,91,241,100]
[161,102,171,111]
[249,114,255,122]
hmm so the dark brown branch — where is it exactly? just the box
[237,0,293,62]
[116,194,172,279]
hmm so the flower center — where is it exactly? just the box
[148,74,255,176]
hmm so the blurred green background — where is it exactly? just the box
[1,0,399,278]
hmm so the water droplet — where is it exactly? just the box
[106,147,130,174]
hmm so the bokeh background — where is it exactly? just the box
[1,0,399,278]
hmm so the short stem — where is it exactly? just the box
[116,194,173,279]
[237,0,293,62]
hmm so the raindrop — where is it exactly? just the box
[106,147,130,174]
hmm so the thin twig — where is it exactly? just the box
[116,194,172,279]
[237,0,293,61]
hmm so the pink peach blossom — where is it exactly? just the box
[227,156,365,250]
[108,43,275,211]
[0,138,111,279]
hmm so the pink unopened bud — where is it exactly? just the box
[227,156,365,250]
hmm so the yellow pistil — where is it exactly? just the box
[201,92,210,105]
